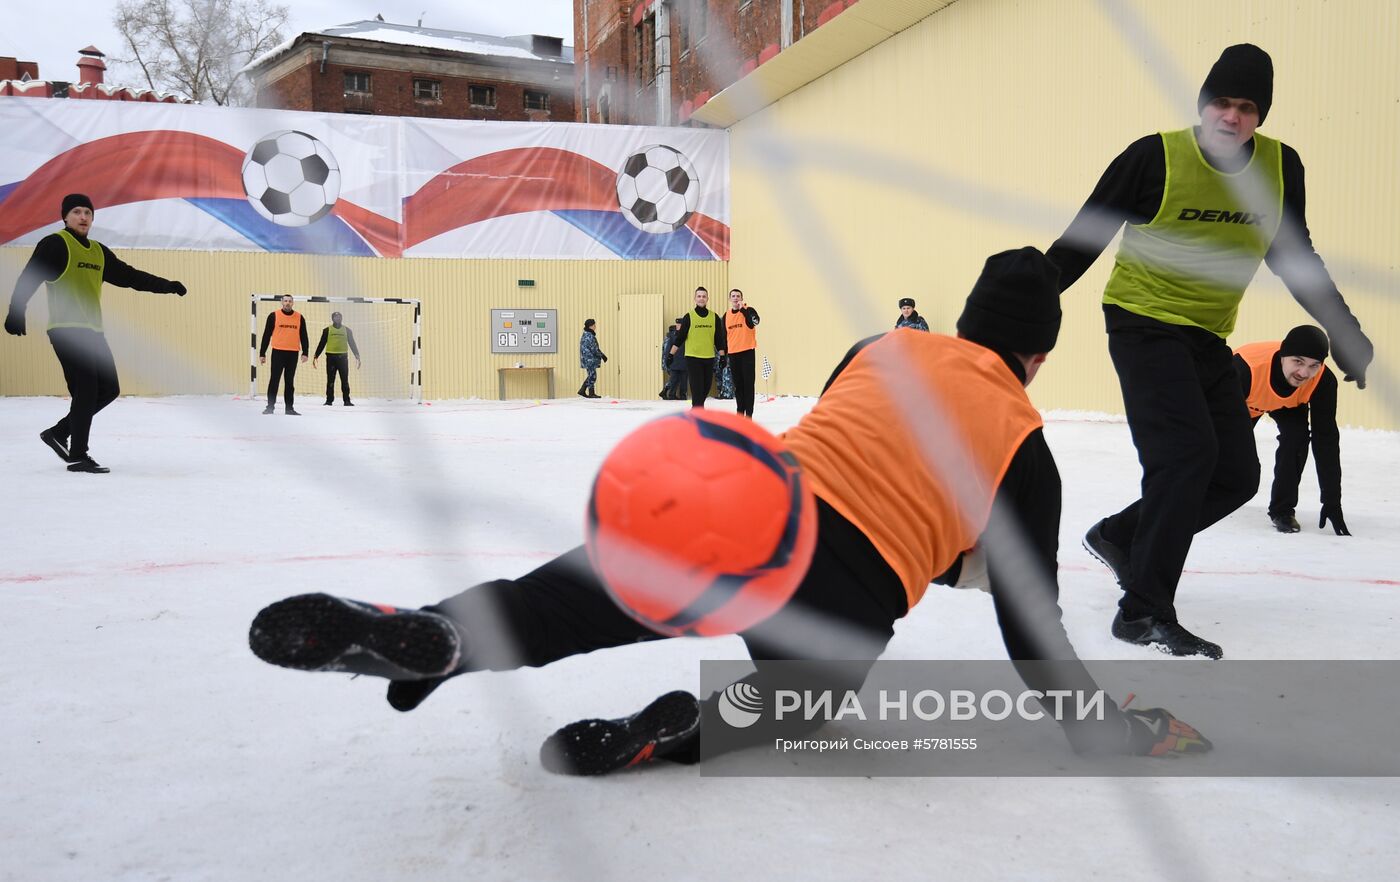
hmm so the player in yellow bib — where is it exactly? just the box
[4,194,187,474]
[1048,45,1373,658]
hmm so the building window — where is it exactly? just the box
[413,79,441,101]
[524,90,549,111]
[693,0,708,44]
[469,85,496,108]
[677,0,690,55]
[637,16,656,84]
[343,71,371,94]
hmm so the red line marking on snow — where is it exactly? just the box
[1,548,556,585]
[1062,561,1400,587]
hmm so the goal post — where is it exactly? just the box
[249,294,422,402]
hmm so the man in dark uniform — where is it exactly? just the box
[259,295,308,415]
[313,312,361,406]
[1234,325,1348,535]
[248,248,1211,776]
[1048,45,1373,658]
[4,194,187,473]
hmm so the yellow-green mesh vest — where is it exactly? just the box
[47,229,106,331]
[1103,128,1284,338]
[685,307,717,359]
[325,324,349,354]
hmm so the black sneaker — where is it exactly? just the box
[540,690,701,775]
[262,405,275,414]
[344,400,354,406]
[67,456,110,474]
[1270,513,1301,533]
[39,428,70,462]
[249,593,463,679]
[1112,611,1223,659]
[1083,519,1131,585]
[324,399,333,406]
[286,408,301,416]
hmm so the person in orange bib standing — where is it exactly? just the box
[259,295,308,415]
[723,288,761,417]
[248,247,1210,776]
[1234,325,1348,535]
[4,193,187,474]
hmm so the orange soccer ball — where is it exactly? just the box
[585,410,818,637]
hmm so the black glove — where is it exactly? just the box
[4,305,25,336]
[1333,328,1373,390]
[169,281,187,296]
[1124,707,1213,757]
[1319,503,1351,536]
[601,353,608,363]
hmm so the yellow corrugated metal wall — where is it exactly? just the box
[728,0,1400,428]
[0,249,726,400]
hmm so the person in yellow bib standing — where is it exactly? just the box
[723,289,761,418]
[1048,45,1373,658]
[259,295,308,415]
[1234,326,1348,536]
[669,286,727,409]
[313,312,361,406]
[4,194,187,474]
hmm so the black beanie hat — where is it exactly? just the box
[61,193,94,219]
[1198,44,1273,124]
[898,297,916,309]
[956,247,1062,355]
[1280,325,1328,362]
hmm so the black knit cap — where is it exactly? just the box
[898,297,916,308]
[1280,325,1328,362]
[1198,44,1273,124]
[61,193,94,219]
[956,247,1062,355]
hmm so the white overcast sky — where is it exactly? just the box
[1,0,575,86]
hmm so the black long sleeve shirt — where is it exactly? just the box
[260,310,309,357]
[1046,132,1371,378]
[8,230,179,314]
[1234,353,1342,506]
[314,326,361,359]
[671,306,727,355]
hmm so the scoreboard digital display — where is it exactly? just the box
[491,309,558,354]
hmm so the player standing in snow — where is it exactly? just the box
[1234,325,1349,535]
[723,289,761,418]
[1048,44,1373,658]
[669,286,727,409]
[259,295,308,415]
[249,248,1211,775]
[4,194,187,474]
[313,311,361,406]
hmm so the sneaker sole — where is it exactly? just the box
[1082,534,1127,586]
[541,690,699,776]
[39,431,70,462]
[249,593,460,677]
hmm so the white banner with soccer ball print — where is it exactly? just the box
[0,98,729,260]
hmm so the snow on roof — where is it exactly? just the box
[244,20,573,72]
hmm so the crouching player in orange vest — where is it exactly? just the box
[248,248,1211,775]
[1234,325,1349,535]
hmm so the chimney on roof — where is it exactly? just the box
[530,35,564,58]
[77,46,106,86]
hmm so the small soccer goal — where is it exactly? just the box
[249,294,422,402]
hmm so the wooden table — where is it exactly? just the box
[497,366,555,400]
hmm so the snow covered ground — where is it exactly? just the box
[2,393,1396,881]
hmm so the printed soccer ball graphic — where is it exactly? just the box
[241,130,341,227]
[615,145,700,234]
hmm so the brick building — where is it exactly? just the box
[244,20,575,122]
[574,0,860,125]
[0,47,191,102]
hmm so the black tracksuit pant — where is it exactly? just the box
[729,349,756,417]
[325,353,350,403]
[47,327,120,460]
[428,498,908,754]
[1099,306,1260,621]
[1255,409,1311,517]
[267,349,299,409]
[685,356,714,409]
